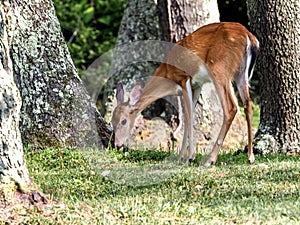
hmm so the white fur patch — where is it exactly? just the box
[186,79,193,112]
[230,81,239,109]
[245,36,253,86]
[186,78,195,159]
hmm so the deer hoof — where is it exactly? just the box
[204,160,215,167]
[248,155,255,164]
[189,158,194,163]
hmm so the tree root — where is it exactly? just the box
[0,189,49,223]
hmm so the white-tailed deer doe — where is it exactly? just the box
[112,22,259,166]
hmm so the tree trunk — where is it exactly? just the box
[0,6,31,192]
[0,3,48,212]
[101,0,162,120]
[9,0,112,149]
[247,0,300,154]
[159,0,220,42]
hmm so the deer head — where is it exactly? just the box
[111,83,142,148]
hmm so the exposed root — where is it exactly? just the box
[0,189,49,223]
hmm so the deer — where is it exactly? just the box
[111,22,259,166]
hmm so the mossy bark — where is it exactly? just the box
[0,1,31,195]
[8,0,112,149]
[247,0,300,154]
[102,0,163,119]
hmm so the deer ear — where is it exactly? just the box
[129,84,142,109]
[116,83,124,105]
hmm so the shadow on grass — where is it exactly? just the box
[26,148,299,203]
[108,147,298,166]
[24,147,300,224]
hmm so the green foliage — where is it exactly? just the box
[53,0,126,74]
[19,148,300,224]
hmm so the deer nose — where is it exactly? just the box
[114,134,125,149]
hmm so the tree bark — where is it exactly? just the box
[0,0,31,197]
[9,0,112,149]
[247,0,300,154]
[158,0,219,42]
[102,0,162,114]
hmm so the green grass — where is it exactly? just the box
[12,148,299,224]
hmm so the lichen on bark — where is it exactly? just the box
[0,1,31,192]
[247,0,300,155]
[9,0,112,149]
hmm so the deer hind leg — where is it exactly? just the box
[204,82,238,167]
[178,87,201,159]
[236,79,255,164]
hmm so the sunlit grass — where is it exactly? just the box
[12,147,299,224]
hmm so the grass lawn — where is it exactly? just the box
[8,147,299,224]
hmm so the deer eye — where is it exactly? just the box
[121,119,127,126]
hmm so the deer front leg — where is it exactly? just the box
[179,79,195,162]
[185,79,195,162]
[179,113,188,160]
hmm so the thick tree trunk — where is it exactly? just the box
[247,0,300,154]
[102,0,162,114]
[0,0,30,192]
[159,0,219,42]
[9,0,112,149]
